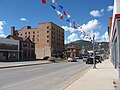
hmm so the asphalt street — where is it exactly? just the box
[0,60,92,90]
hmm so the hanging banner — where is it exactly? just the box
[42,0,47,4]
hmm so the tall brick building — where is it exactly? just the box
[11,22,64,59]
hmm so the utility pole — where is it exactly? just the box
[93,34,97,69]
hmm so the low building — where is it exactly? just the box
[0,38,19,61]
[65,45,80,57]
[6,35,35,60]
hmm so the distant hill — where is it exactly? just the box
[66,40,109,51]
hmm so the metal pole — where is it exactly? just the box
[93,34,97,69]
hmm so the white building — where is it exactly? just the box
[110,0,120,78]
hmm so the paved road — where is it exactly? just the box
[0,60,92,90]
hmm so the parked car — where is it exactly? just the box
[48,57,56,62]
[86,57,96,64]
[83,56,88,62]
[79,56,83,59]
[43,56,49,60]
[68,57,77,62]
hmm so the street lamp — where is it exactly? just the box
[99,43,101,60]
[93,34,97,69]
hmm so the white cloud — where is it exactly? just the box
[66,33,79,43]
[64,19,108,43]
[20,18,28,21]
[94,32,100,40]
[92,31,109,42]
[90,9,104,17]
[64,40,68,44]
[100,31,109,42]
[81,19,99,32]
[62,26,77,33]
[107,6,113,11]
[0,21,6,38]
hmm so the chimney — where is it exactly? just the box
[11,26,15,36]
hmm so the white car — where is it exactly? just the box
[83,56,88,62]
[68,57,77,62]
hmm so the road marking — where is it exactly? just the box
[0,75,44,89]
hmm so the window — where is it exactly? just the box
[25,32,27,34]
[23,42,27,47]
[51,26,53,30]
[33,35,35,38]
[47,31,49,33]
[47,40,49,43]
[21,34,22,36]
[47,35,49,38]
[33,32,35,34]
[47,26,49,29]
[32,38,34,42]
[28,32,30,34]
[31,44,35,48]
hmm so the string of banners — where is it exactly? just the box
[42,0,94,42]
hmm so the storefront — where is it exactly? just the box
[0,38,19,61]
[110,0,120,79]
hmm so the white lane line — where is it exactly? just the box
[0,75,43,89]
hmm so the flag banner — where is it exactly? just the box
[58,5,64,12]
[56,10,62,16]
[51,5,56,10]
[42,0,93,41]
[66,19,70,22]
[78,27,82,31]
[63,10,67,15]
[67,14,70,18]
[73,21,76,25]
[74,26,77,29]
[60,16,64,19]
[42,0,46,4]
[51,0,55,3]
[85,36,89,39]
[70,23,72,26]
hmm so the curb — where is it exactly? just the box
[0,62,51,69]
[63,66,93,90]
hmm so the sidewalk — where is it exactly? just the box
[0,60,51,69]
[64,59,119,90]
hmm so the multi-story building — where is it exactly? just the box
[6,35,35,60]
[0,38,19,61]
[65,45,80,57]
[109,0,120,79]
[108,17,112,37]
[11,22,64,59]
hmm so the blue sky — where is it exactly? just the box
[0,0,113,43]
